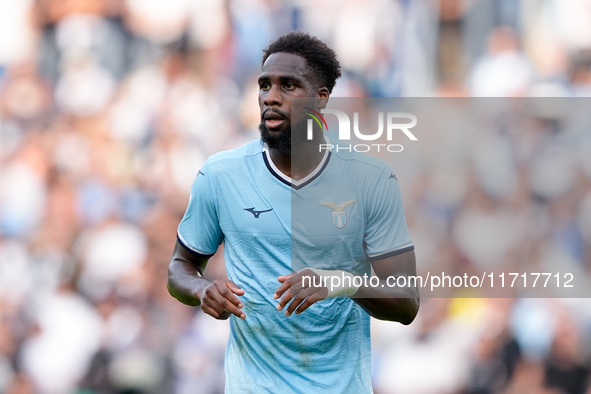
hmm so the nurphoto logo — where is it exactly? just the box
[304,108,418,153]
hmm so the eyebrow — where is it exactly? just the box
[257,73,303,85]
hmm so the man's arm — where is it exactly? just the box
[274,250,419,325]
[167,239,246,320]
[352,249,419,324]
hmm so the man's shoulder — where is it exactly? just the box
[204,139,263,173]
[330,146,393,176]
[208,139,263,162]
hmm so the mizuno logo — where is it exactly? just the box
[244,207,273,218]
[389,173,397,180]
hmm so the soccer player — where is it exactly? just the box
[167,31,419,393]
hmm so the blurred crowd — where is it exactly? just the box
[0,0,591,393]
[371,96,591,393]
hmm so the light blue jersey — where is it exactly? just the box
[177,139,413,393]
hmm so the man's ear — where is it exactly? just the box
[317,87,330,109]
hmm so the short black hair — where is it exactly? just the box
[262,31,341,93]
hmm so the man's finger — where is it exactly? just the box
[284,286,320,316]
[216,283,244,309]
[207,286,246,319]
[274,279,292,300]
[277,275,291,283]
[202,297,225,317]
[276,287,293,311]
[295,288,328,315]
[226,280,245,296]
[277,276,305,311]
[215,292,247,319]
[275,274,294,298]
[293,298,316,315]
[202,304,230,320]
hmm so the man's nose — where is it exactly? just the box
[264,85,282,106]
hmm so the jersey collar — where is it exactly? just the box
[262,137,331,190]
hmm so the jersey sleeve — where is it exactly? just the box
[364,166,414,261]
[177,164,223,257]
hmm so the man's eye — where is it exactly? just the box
[284,82,295,90]
[260,83,270,90]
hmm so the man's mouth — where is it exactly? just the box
[265,118,284,129]
[263,111,287,130]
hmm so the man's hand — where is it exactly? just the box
[274,269,329,316]
[200,280,246,320]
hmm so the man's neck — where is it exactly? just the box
[268,139,325,182]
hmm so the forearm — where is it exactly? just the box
[167,258,211,307]
[353,250,419,323]
[352,280,419,324]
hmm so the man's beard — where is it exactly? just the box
[259,113,310,154]
[259,122,291,153]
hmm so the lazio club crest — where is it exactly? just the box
[319,200,357,229]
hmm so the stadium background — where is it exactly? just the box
[1,0,591,393]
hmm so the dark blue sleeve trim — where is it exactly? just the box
[368,245,415,261]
